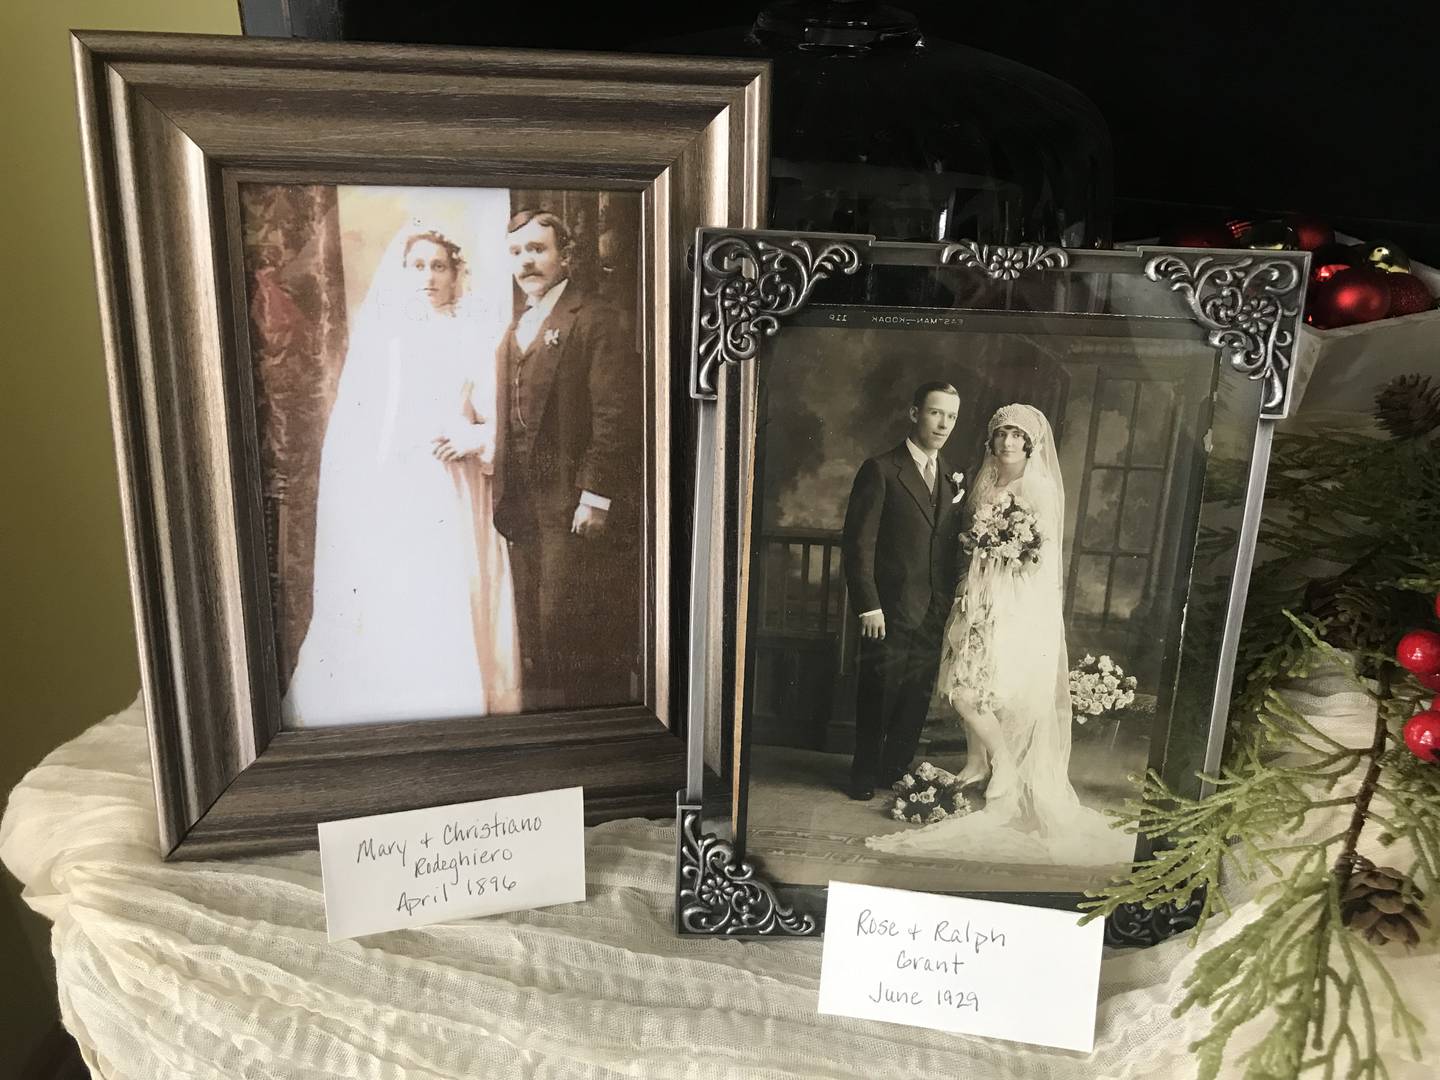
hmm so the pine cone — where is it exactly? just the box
[1374,373,1440,440]
[1341,857,1431,947]
[1303,577,1391,652]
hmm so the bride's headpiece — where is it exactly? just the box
[987,403,1046,448]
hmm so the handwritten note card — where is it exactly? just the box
[318,787,586,941]
[817,881,1104,1052]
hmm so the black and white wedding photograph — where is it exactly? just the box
[741,314,1217,896]
[240,183,646,729]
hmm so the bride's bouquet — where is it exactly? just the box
[889,762,974,824]
[960,492,1043,572]
[1069,653,1138,722]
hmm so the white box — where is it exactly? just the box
[1283,233,1440,433]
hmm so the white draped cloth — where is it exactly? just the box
[3,684,1436,1079]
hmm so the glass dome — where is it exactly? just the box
[649,0,1113,247]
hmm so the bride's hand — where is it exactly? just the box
[432,422,492,463]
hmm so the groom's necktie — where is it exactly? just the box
[923,457,936,496]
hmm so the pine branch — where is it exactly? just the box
[1086,402,1439,1079]
[1331,668,1393,889]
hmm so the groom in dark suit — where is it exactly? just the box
[841,382,964,800]
[493,209,640,711]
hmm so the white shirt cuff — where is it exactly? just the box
[858,608,882,618]
[579,490,611,511]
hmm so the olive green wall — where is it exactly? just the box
[0,1,240,1066]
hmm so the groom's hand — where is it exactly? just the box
[571,502,609,538]
[859,610,886,640]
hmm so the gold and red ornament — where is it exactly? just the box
[1307,266,1392,328]
[1355,241,1412,274]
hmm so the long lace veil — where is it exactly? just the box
[972,403,1077,822]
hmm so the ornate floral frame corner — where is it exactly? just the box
[674,230,1308,946]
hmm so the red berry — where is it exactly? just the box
[1403,710,1440,764]
[1397,630,1440,674]
[1419,671,1440,692]
[1434,592,1440,620]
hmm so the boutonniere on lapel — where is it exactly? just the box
[544,328,562,348]
[950,471,965,504]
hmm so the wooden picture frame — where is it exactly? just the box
[72,31,768,858]
[675,231,1309,944]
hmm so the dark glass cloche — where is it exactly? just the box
[650,0,1113,247]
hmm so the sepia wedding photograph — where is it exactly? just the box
[240,183,646,730]
[739,310,1219,897]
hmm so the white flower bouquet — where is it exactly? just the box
[1068,653,1138,723]
[960,492,1042,572]
[889,761,974,824]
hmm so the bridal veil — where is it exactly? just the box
[281,189,520,728]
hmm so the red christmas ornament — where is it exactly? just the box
[1387,272,1435,318]
[1307,268,1392,328]
[1314,262,1352,284]
[1403,711,1440,764]
[1283,213,1334,252]
[1418,671,1440,692]
[1397,629,1440,674]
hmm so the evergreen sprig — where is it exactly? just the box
[1083,375,1440,1080]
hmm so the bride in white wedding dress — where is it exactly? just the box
[867,403,1131,867]
[281,213,521,728]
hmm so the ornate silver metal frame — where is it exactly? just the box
[675,230,1307,945]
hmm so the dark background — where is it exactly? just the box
[240,1,1440,261]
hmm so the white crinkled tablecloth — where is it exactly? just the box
[2,686,1436,1080]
